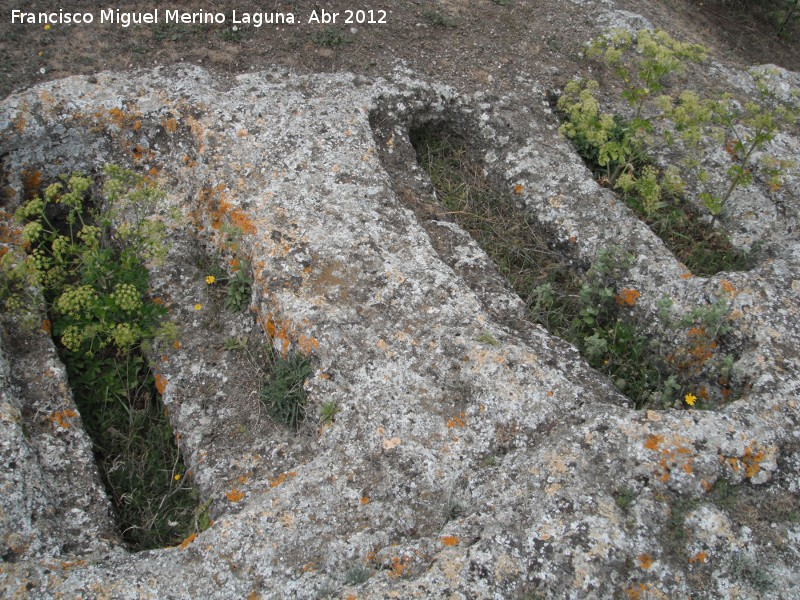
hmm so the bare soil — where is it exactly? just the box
[1,0,798,100]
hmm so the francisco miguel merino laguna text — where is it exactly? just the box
[11,9,299,28]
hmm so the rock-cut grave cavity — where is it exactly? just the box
[371,107,750,412]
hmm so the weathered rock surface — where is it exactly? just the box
[1,17,800,600]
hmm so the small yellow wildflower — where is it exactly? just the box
[44,24,51,31]
[174,474,181,481]
[684,393,697,407]
[205,275,216,285]
[194,303,202,311]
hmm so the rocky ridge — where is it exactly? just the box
[1,12,800,599]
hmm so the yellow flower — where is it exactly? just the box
[174,474,181,481]
[194,303,202,311]
[684,393,697,407]
[44,24,51,31]
[205,275,215,285]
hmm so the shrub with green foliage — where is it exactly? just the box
[559,30,705,198]
[664,68,799,219]
[558,29,798,273]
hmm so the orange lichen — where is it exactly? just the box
[388,556,411,578]
[680,272,694,280]
[154,374,168,395]
[646,435,695,483]
[178,533,197,550]
[741,445,766,479]
[108,107,125,125]
[14,114,27,134]
[657,458,671,482]
[131,145,155,163]
[513,183,524,195]
[49,409,78,429]
[625,584,647,600]
[644,434,664,451]
[21,170,42,197]
[162,117,178,133]
[689,551,708,564]
[447,412,466,429]
[638,554,653,570]
[270,471,297,488]
[360,496,370,505]
[226,489,245,502]
[615,288,641,307]
[720,280,737,296]
[41,319,51,334]
[441,536,459,547]
[185,115,205,145]
[294,334,318,354]
[229,209,256,235]
[258,311,318,359]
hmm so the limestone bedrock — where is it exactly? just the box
[1,57,799,599]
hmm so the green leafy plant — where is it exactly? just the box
[313,26,350,48]
[221,26,245,43]
[665,68,799,220]
[260,351,314,429]
[345,564,373,586]
[1,166,199,550]
[614,487,637,510]
[423,10,456,27]
[559,29,706,190]
[224,335,249,351]
[775,0,800,37]
[658,292,739,408]
[476,332,500,346]
[225,263,253,312]
[194,497,214,533]
[319,400,340,425]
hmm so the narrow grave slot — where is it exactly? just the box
[403,120,745,410]
[1,166,201,551]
